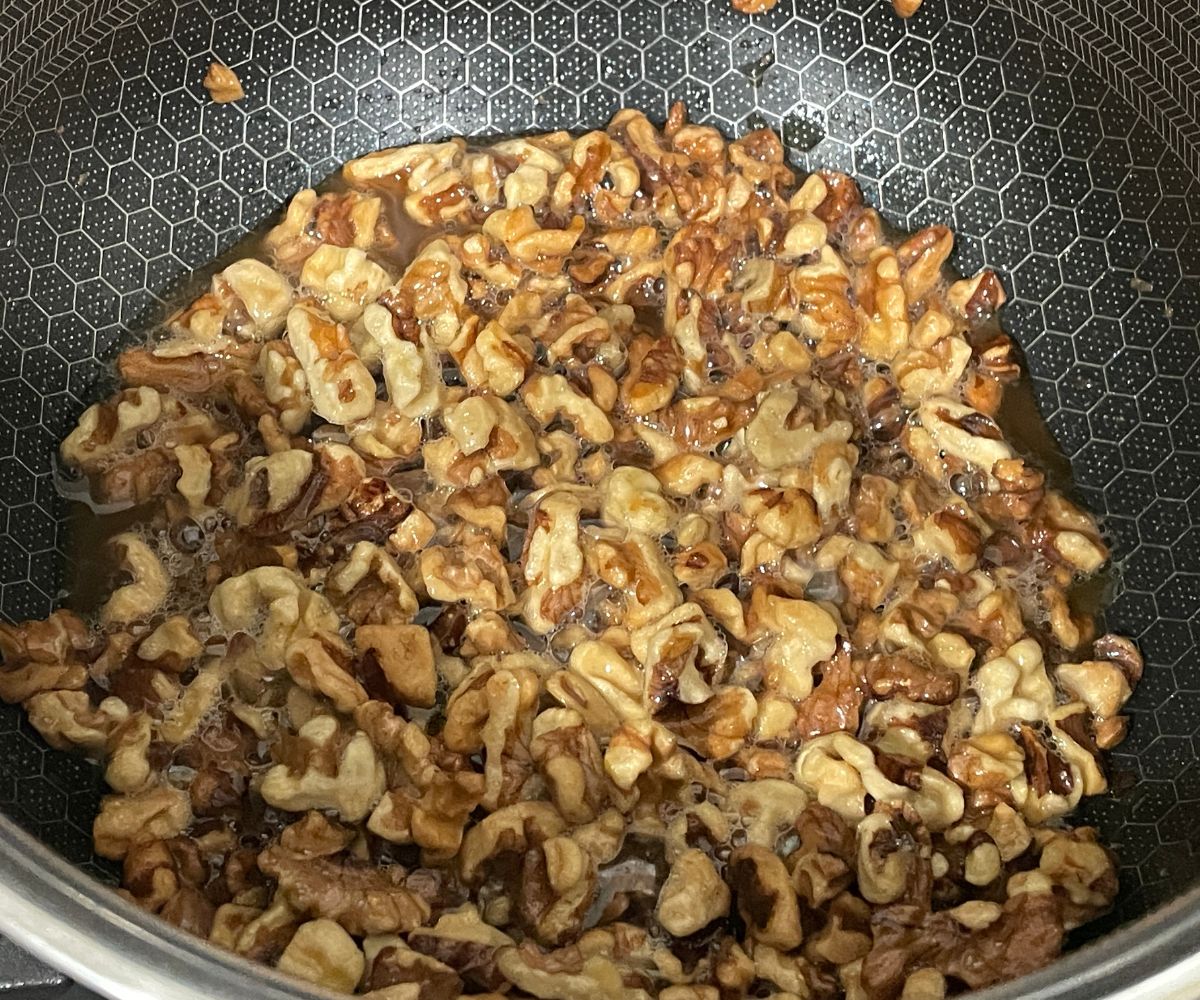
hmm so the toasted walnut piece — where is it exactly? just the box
[277,918,365,994]
[363,937,463,999]
[328,541,420,625]
[259,847,432,937]
[27,690,124,753]
[656,848,730,936]
[287,303,377,425]
[521,490,588,634]
[750,589,839,702]
[101,533,169,626]
[357,624,437,708]
[971,638,1055,734]
[94,786,192,860]
[211,903,264,950]
[899,969,945,1000]
[1035,827,1117,928]
[497,947,652,1000]
[589,530,683,629]
[600,466,677,536]
[260,716,386,823]
[861,890,1062,998]
[531,708,609,824]
[790,804,856,907]
[622,333,682,416]
[209,566,343,670]
[523,373,614,444]
[302,245,391,324]
[857,248,909,362]
[105,712,152,793]
[1055,659,1131,719]
[460,801,566,884]
[0,610,91,702]
[855,807,931,905]
[421,533,516,612]
[728,845,803,950]
[795,732,963,830]
[552,640,648,737]
[744,385,853,471]
[202,61,244,103]
[444,658,539,809]
[631,601,727,711]
[405,905,515,992]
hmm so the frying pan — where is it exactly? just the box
[0,0,1198,997]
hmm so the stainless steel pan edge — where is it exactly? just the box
[0,811,1198,1000]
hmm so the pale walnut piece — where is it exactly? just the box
[32,104,1135,1000]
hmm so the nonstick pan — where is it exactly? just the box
[0,0,1198,997]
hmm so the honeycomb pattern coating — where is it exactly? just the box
[0,0,1197,930]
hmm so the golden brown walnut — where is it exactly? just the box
[202,62,244,103]
[277,918,365,993]
[93,786,192,860]
[656,848,730,936]
[258,844,432,937]
[356,624,437,708]
[728,845,803,950]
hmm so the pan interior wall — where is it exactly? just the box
[0,0,1197,932]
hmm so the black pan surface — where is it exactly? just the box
[0,0,1197,946]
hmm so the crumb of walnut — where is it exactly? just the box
[202,62,244,103]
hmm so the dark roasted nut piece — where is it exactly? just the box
[258,844,432,936]
[861,891,1063,999]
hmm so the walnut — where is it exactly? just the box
[27,690,126,753]
[278,919,365,993]
[860,891,1062,998]
[728,845,803,950]
[855,806,931,905]
[356,624,436,708]
[406,905,516,992]
[521,490,588,633]
[259,715,386,823]
[971,638,1055,735]
[216,259,294,339]
[421,529,516,611]
[600,466,677,537]
[530,708,610,824]
[258,842,432,936]
[523,373,614,444]
[0,610,91,704]
[287,302,377,425]
[100,533,169,626]
[202,61,244,103]
[790,804,856,907]
[444,658,539,809]
[302,245,391,324]
[631,602,728,711]
[496,945,651,1000]
[362,937,462,1000]
[459,801,566,885]
[93,786,192,860]
[357,702,485,859]
[744,385,853,472]
[656,848,730,936]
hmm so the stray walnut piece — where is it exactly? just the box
[21,104,1135,998]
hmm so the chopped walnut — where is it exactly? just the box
[21,108,1135,1000]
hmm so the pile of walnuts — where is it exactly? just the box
[2,104,1138,999]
